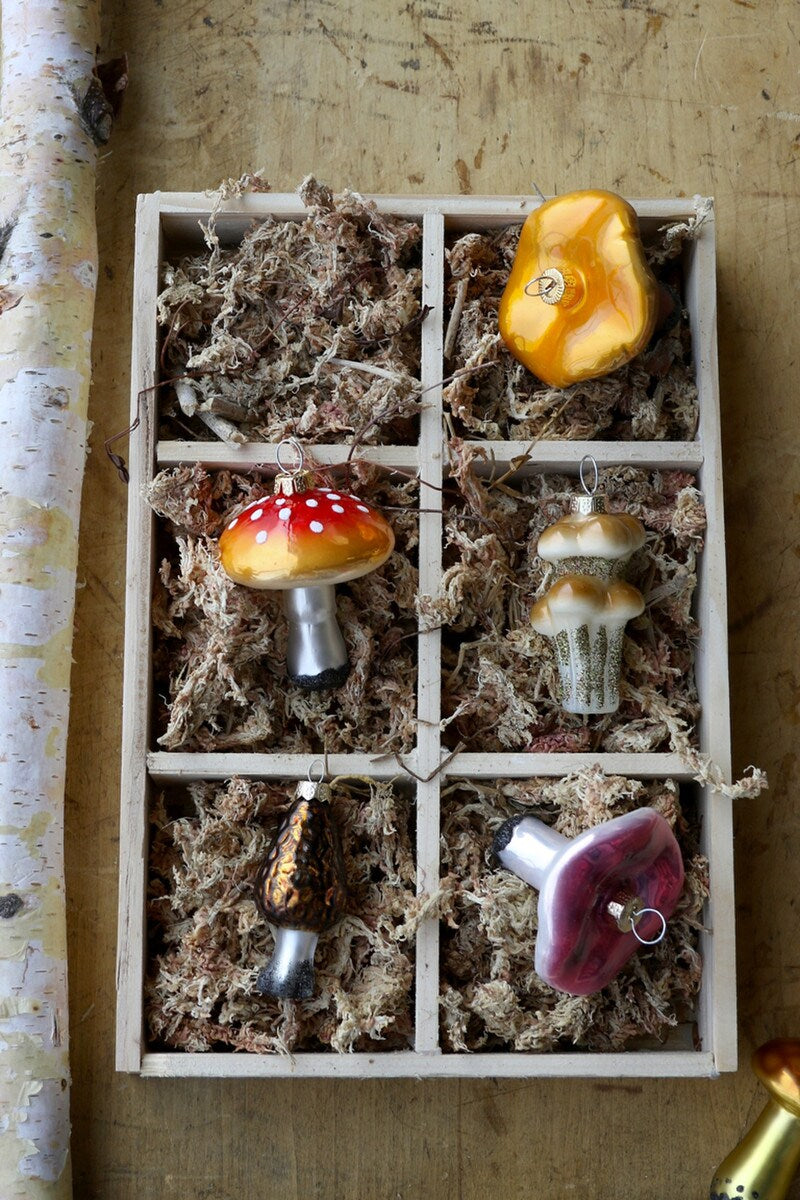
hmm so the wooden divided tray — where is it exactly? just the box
[116,191,733,1078]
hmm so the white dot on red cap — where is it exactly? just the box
[279,508,290,521]
[332,504,344,514]
[250,508,264,521]
[275,497,286,506]
[255,529,268,544]
[310,520,324,534]
[357,504,369,513]
[228,517,238,529]
[305,498,318,507]
[326,493,341,500]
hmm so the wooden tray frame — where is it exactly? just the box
[116,191,733,1078]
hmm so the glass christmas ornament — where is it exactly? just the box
[218,438,395,690]
[254,768,347,1000]
[531,457,646,714]
[498,189,659,388]
[710,1040,800,1200]
[493,807,684,996]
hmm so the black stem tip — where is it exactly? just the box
[491,814,525,863]
[289,661,351,692]
[256,959,315,1001]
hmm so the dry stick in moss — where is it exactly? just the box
[157,181,426,446]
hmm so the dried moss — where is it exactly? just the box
[441,203,712,441]
[148,460,419,753]
[157,176,423,445]
[421,454,704,756]
[146,776,416,1054]
[439,768,707,1052]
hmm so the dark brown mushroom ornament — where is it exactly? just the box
[218,439,395,690]
[254,766,347,1000]
[493,806,685,995]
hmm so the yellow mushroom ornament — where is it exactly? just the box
[499,189,659,389]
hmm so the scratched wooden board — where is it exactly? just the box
[65,0,800,1196]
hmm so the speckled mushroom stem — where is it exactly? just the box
[553,621,626,714]
[711,1039,800,1200]
[710,1100,800,1200]
[257,927,320,1000]
[283,585,350,690]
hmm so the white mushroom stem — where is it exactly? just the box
[495,817,566,890]
[257,927,319,1000]
[283,586,349,690]
[174,378,246,444]
[552,618,629,715]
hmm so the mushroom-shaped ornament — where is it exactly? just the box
[710,1039,800,1200]
[538,498,645,582]
[219,441,395,690]
[531,457,646,715]
[531,575,644,714]
[255,773,347,1000]
[493,807,684,995]
[498,189,659,388]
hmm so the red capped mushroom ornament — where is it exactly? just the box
[493,806,684,995]
[218,440,395,690]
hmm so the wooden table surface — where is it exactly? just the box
[66,1,800,1195]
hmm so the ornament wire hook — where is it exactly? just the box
[579,454,599,497]
[307,759,326,784]
[276,437,305,475]
[629,906,668,946]
[524,273,559,299]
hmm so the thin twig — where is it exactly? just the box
[392,742,465,783]
[443,277,468,360]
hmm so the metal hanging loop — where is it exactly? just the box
[524,271,560,300]
[579,453,599,497]
[276,437,305,475]
[307,759,326,784]
[629,906,668,946]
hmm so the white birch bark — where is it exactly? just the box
[0,1,105,1194]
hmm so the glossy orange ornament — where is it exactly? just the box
[498,190,659,389]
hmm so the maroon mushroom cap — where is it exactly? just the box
[535,808,685,995]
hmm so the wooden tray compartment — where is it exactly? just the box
[117,192,733,1078]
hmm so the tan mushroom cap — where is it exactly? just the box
[538,510,646,562]
[219,485,395,589]
[531,573,645,636]
[753,1039,800,1117]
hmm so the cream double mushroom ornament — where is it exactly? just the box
[531,458,646,715]
[219,440,395,690]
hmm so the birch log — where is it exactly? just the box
[0,1,108,1194]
